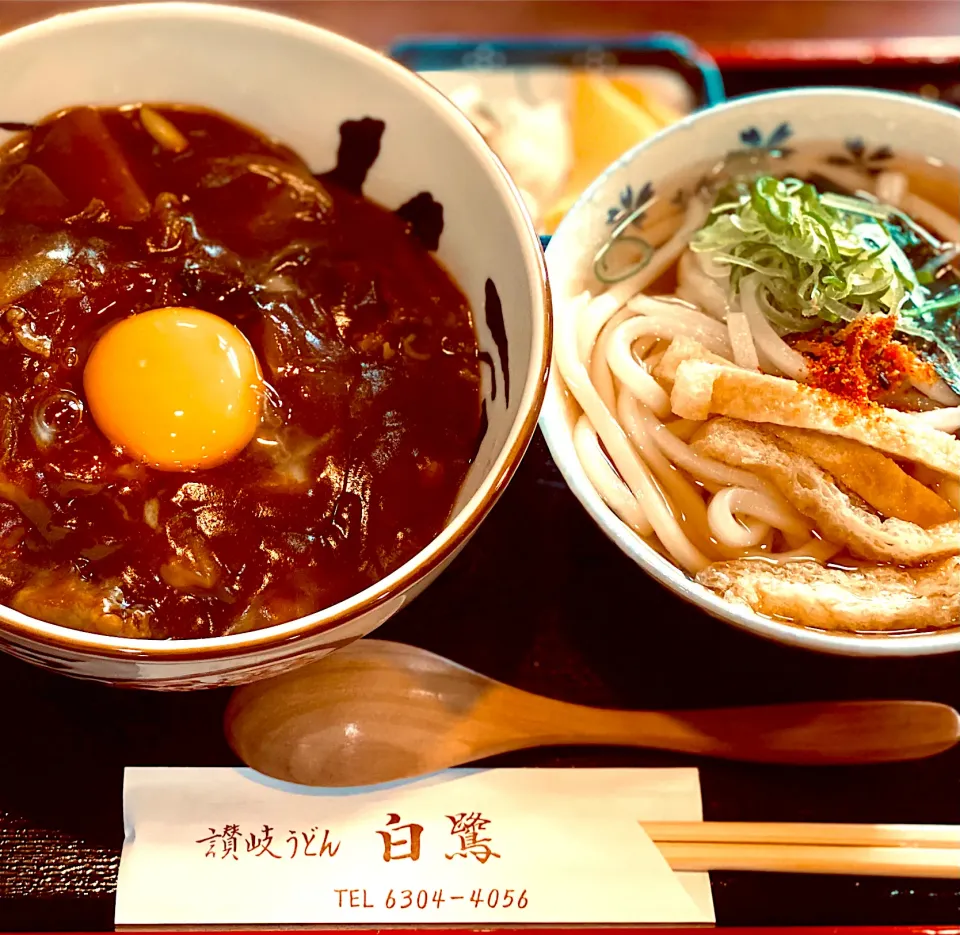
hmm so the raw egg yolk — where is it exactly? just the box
[83,307,264,471]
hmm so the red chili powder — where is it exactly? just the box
[794,314,936,407]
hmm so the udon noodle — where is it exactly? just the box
[557,145,960,633]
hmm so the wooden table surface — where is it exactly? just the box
[1,0,959,52]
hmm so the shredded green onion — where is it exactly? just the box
[690,176,922,331]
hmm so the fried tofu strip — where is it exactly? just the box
[696,556,960,632]
[655,334,731,382]
[693,418,960,564]
[767,426,957,528]
[671,359,960,476]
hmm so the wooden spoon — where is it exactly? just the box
[225,639,960,787]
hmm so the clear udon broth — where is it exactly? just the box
[561,141,960,636]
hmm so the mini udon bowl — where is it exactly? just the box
[0,3,549,688]
[541,88,960,657]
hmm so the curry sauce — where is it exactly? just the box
[0,105,482,638]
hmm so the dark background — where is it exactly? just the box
[1,0,960,930]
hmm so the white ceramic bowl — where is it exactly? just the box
[541,88,960,657]
[0,3,550,687]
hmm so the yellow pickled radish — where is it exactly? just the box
[542,73,663,234]
[609,77,685,128]
[568,72,661,185]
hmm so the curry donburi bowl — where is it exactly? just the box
[0,2,550,687]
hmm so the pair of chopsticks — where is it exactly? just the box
[641,822,960,879]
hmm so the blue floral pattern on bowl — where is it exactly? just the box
[826,137,895,175]
[605,180,655,227]
[664,123,797,212]
[738,121,793,156]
